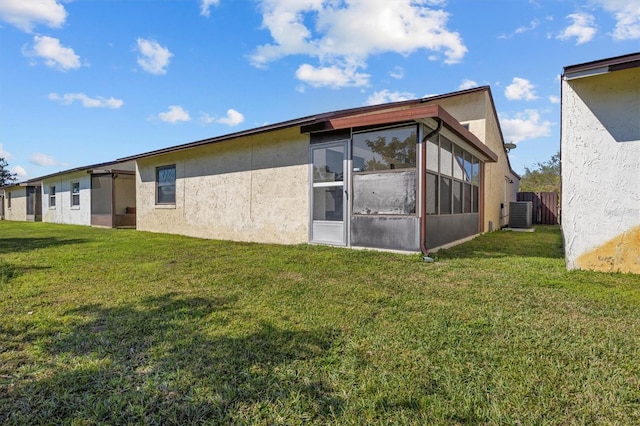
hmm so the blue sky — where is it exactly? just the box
[1,0,638,180]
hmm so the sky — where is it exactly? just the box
[1,0,639,181]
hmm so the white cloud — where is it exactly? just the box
[201,109,246,126]
[389,66,404,79]
[505,77,538,101]
[156,105,191,124]
[458,79,478,90]
[0,0,66,32]
[250,0,467,88]
[593,0,640,40]
[49,93,124,109]
[200,112,215,124]
[30,152,59,166]
[295,63,370,88]
[516,19,540,34]
[365,90,416,106]
[0,144,13,160]
[549,95,560,104]
[11,165,27,178]
[24,35,81,71]
[136,38,172,75]
[216,109,244,126]
[200,0,220,17]
[557,13,597,44]
[500,109,553,143]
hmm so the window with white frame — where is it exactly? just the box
[156,165,176,204]
[49,185,56,208]
[71,182,80,206]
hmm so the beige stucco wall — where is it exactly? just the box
[136,126,310,244]
[561,67,640,273]
[3,187,27,221]
[42,171,91,225]
[114,175,136,214]
[437,90,519,231]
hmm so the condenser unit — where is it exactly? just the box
[509,201,533,228]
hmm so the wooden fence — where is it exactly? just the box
[517,192,559,225]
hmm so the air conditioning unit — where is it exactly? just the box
[509,201,533,228]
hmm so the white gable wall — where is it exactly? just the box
[42,171,91,226]
[561,66,640,272]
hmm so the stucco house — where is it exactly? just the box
[120,87,519,252]
[38,160,137,228]
[1,181,43,222]
[561,52,640,273]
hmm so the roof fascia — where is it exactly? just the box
[117,117,317,162]
[563,52,640,80]
[35,159,134,182]
[307,103,498,163]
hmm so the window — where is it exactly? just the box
[7,192,11,209]
[352,126,417,172]
[49,186,56,208]
[156,165,176,204]
[426,139,439,172]
[439,138,453,177]
[463,183,472,214]
[439,177,452,215]
[71,182,80,206]
[425,134,480,215]
[453,180,463,214]
[426,173,438,214]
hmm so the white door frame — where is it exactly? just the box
[310,140,350,246]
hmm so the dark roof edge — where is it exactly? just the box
[481,86,521,179]
[1,159,134,190]
[117,87,494,163]
[117,116,318,162]
[563,52,640,76]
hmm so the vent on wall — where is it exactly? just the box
[509,201,533,228]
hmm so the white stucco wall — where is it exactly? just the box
[2,187,27,221]
[42,171,92,226]
[136,126,310,244]
[561,66,640,272]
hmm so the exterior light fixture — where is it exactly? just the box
[504,142,517,153]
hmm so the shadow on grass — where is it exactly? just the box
[1,292,343,424]
[436,226,565,260]
[0,261,50,284]
[0,237,88,254]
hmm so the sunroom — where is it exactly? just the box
[303,104,498,252]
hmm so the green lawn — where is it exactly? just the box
[1,222,639,425]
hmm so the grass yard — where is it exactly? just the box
[1,222,639,425]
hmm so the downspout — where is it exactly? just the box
[420,119,443,255]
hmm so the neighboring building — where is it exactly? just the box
[1,181,42,222]
[561,52,640,273]
[121,87,519,252]
[39,161,136,228]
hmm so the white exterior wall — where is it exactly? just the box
[561,66,640,273]
[42,171,92,226]
[2,187,27,221]
[136,127,310,244]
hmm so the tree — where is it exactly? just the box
[0,157,18,187]
[519,152,560,194]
